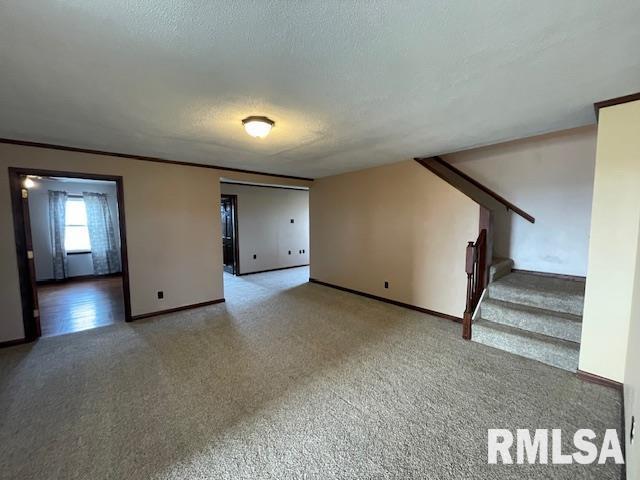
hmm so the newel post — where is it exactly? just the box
[462,241,475,340]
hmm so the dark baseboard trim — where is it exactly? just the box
[238,264,309,276]
[576,370,623,391]
[511,269,586,282]
[0,337,30,349]
[576,370,625,459]
[130,298,225,321]
[0,138,313,182]
[309,278,462,323]
[37,272,122,286]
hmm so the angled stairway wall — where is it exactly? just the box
[442,126,596,278]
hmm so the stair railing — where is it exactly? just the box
[463,229,487,340]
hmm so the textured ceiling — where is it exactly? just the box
[1,1,639,178]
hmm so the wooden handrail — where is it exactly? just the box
[462,229,487,340]
[414,156,535,224]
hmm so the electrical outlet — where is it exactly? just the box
[384,281,389,289]
[290,219,294,223]
[157,291,164,299]
[253,254,257,259]
[288,250,291,255]
[303,249,305,253]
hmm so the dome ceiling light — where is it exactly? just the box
[242,116,275,139]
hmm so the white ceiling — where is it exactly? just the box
[1,1,639,178]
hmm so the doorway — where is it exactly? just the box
[221,194,239,274]
[9,168,131,340]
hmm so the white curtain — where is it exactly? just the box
[83,192,121,275]
[48,190,68,280]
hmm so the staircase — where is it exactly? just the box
[414,156,584,372]
[472,259,584,372]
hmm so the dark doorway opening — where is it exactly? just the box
[8,168,132,341]
[221,194,239,275]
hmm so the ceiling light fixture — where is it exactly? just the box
[23,177,35,189]
[242,116,275,139]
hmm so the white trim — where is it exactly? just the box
[472,288,487,321]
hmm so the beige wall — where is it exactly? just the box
[0,143,311,342]
[580,100,640,383]
[624,214,640,479]
[445,126,597,277]
[220,183,309,274]
[310,159,479,318]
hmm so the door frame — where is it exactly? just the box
[8,167,133,342]
[220,194,240,275]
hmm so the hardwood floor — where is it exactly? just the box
[37,276,124,337]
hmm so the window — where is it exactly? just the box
[65,197,91,253]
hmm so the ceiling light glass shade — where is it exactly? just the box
[242,116,274,138]
[23,177,35,189]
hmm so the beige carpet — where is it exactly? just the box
[0,267,623,479]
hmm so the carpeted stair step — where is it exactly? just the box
[472,319,580,372]
[489,257,514,283]
[480,298,582,342]
[488,272,585,316]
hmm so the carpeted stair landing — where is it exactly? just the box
[473,269,585,372]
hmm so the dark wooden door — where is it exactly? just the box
[220,195,238,274]
[9,172,42,339]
